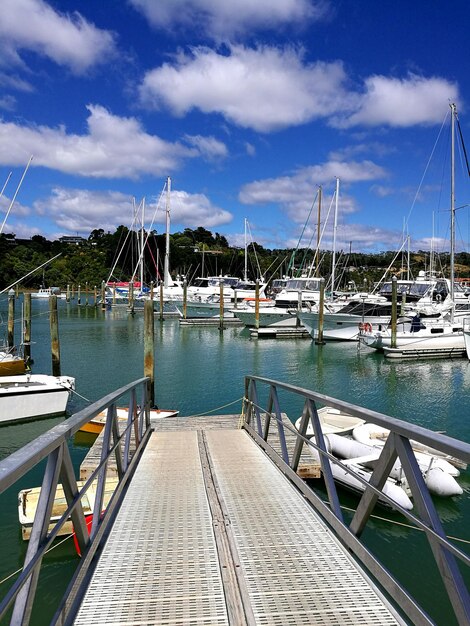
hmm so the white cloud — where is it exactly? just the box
[239,160,387,206]
[139,45,348,132]
[333,74,460,128]
[129,0,327,40]
[183,134,228,160]
[0,105,222,179]
[139,46,459,133]
[166,190,233,227]
[0,0,117,74]
[32,186,233,235]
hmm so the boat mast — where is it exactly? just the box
[330,178,339,295]
[315,186,322,277]
[450,103,456,309]
[244,218,248,282]
[164,176,171,288]
[140,197,145,290]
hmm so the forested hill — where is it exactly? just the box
[1,227,468,292]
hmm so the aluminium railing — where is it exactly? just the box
[0,377,152,626]
[242,375,470,626]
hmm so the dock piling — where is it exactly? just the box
[144,300,155,407]
[49,295,61,376]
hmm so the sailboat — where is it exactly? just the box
[361,103,467,359]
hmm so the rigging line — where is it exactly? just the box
[287,188,319,276]
[457,117,470,177]
[404,109,449,234]
[189,396,245,417]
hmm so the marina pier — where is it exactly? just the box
[0,376,469,625]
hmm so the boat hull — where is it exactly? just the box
[0,375,75,424]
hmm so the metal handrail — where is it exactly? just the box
[242,375,470,626]
[0,377,152,626]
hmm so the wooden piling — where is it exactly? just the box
[49,295,61,376]
[144,299,155,407]
[255,280,260,330]
[219,280,224,331]
[183,280,187,319]
[315,278,326,345]
[85,282,89,307]
[77,284,81,306]
[391,276,397,349]
[159,283,164,321]
[129,282,134,314]
[101,281,106,310]
[8,290,15,349]
[66,284,70,303]
[24,292,31,367]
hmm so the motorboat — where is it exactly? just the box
[0,374,75,424]
[359,315,466,359]
[30,286,62,299]
[299,299,395,341]
[80,406,179,435]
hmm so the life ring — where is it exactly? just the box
[360,322,372,333]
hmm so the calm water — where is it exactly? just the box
[0,297,469,624]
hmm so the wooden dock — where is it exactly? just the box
[250,326,311,339]
[75,415,404,625]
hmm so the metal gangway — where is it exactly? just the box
[0,376,469,625]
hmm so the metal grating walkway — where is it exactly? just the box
[74,429,403,625]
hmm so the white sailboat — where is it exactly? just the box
[0,374,75,424]
[362,104,467,359]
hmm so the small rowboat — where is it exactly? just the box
[18,477,118,540]
[295,406,365,438]
[79,406,179,435]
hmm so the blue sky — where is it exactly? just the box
[0,0,469,253]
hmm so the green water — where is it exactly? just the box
[0,298,469,624]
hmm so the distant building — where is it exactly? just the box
[59,235,86,245]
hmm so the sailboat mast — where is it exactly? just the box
[244,218,248,282]
[330,178,339,295]
[164,176,171,288]
[140,198,145,290]
[315,186,322,277]
[450,103,456,306]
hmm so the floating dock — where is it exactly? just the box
[250,326,310,339]
[179,317,244,326]
[75,414,403,625]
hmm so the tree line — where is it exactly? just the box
[0,226,469,292]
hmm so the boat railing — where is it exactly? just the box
[0,376,152,626]
[242,375,470,626]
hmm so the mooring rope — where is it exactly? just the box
[189,396,245,418]
[0,531,75,587]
